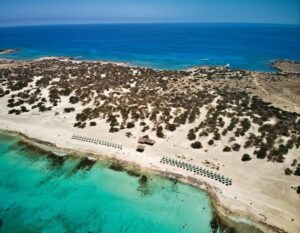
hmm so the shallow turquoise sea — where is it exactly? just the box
[0,135,216,233]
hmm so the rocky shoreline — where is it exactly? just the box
[0,49,18,55]
[272,60,300,74]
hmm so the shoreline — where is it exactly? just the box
[0,54,287,72]
[0,128,278,233]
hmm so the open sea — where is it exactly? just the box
[0,23,300,71]
[0,135,216,233]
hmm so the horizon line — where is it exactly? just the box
[1,21,300,28]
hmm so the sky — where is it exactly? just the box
[0,0,299,26]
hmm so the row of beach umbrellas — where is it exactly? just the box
[71,134,123,150]
[160,156,232,186]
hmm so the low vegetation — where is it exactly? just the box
[0,59,299,171]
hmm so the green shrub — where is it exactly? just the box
[208,140,214,146]
[191,141,202,149]
[241,154,252,162]
[90,121,97,126]
[232,143,241,151]
[223,146,231,152]
[187,129,196,140]
[165,123,177,132]
[127,122,135,129]
[64,107,75,113]
[156,126,164,138]
[284,168,292,175]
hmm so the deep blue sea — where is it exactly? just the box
[0,23,300,71]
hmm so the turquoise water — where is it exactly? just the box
[0,135,215,233]
[0,23,299,71]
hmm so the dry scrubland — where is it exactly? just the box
[0,58,300,233]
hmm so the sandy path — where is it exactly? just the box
[252,73,297,112]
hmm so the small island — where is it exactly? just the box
[0,57,299,233]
